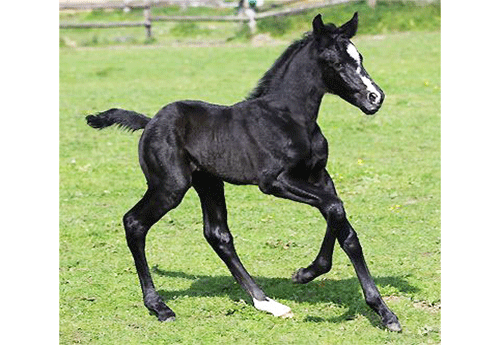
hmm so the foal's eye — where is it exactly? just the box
[333,62,343,69]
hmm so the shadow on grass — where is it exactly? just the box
[153,267,417,329]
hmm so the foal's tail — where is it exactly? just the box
[86,108,151,132]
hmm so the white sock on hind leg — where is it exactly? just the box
[253,297,292,317]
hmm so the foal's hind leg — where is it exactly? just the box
[123,185,188,321]
[192,172,292,317]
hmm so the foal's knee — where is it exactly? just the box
[324,198,346,223]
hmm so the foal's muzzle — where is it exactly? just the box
[360,89,385,115]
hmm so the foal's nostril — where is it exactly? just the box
[368,92,378,104]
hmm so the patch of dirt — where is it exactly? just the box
[251,33,284,47]
[413,300,441,313]
[383,295,441,313]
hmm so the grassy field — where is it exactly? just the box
[60,29,440,343]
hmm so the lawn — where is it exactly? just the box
[60,30,440,344]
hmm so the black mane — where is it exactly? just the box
[246,33,314,100]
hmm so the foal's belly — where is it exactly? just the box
[188,139,263,185]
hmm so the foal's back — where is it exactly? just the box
[142,98,310,186]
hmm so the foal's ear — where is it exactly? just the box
[312,14,325,36]
[339,12,358,38]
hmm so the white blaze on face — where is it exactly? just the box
[347,43,361,65]
[253,297,292,317]
[346,43,381,102]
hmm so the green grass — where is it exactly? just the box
[60,30,440,344]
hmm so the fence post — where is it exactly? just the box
[242,0,256,33]
[367,0,377,8]
[144,2,152,38]
[247,10,256,34]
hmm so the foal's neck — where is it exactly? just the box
[270,41,325,125]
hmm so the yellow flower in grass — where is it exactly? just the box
[389,204,402,212]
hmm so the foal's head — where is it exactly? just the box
[313,13,384,115]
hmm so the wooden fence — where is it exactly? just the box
[59,0,437,38]
[59,0,359,38]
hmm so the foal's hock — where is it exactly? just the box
[86,13,401,332]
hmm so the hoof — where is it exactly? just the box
[253,297,292,317]
[158,312,176,322]
[291,267,314,284]
[381,312,402,332]
[384,319,402,332]
[144,293,176,322]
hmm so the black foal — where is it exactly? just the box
[86,13,401,331]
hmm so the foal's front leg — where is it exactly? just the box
[291,172,338,284]
[261,169,338,284]
[264,170,401,331]
[332,217,401,331]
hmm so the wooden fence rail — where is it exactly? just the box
[151,15,250,22]
[59,1,239,11]
[60,21,148,28]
